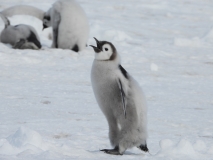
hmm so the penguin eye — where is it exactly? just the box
[105,48,108,51]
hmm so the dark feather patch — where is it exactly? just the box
[44,15,51,21]
[119,65,128,79]
[138,143,149,152]
[72,44,79,52]
[109,51,116,60]
[27,31,41,49]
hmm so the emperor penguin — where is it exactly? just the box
[0,13,41,49]
[42,0,89,52]
[90,38,149,155]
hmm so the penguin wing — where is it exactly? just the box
[117,79,127,118]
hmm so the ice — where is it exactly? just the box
[7,127,43,149]
[0,127,48,155]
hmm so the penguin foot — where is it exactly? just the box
[100,146,122,155]
[138,143,149,152]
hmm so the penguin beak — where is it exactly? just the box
[43,24,48,30]
[89,37,102,53]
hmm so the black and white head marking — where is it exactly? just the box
[90,37,117,61]
[43,15,51,30]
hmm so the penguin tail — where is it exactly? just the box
[0,12,10,28]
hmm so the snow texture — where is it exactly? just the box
[0,0,213,159]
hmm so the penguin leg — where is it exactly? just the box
[51,9,61,48]
[107,115,119,147]
[100,112,120,155]
[138,142,149,152]
[117,122,142,154]
[100,146,122,155]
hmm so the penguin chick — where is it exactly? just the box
[0,13,41,49]
[42,0,89,52]
[90,38,149,155]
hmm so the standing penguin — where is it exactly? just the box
[43,0,89,52]
[90,38,148,155]
[0,13,41,49]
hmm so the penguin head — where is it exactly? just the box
[42,14,51,30]
[90,37,117,61]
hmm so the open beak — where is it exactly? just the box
[89,37,102,53]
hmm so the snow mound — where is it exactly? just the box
[0,127,90,158]
[174,28,213,48]
[0,127,47,155]
[158,139,197,158]
[193,140,206,152]
[7,126,44,149]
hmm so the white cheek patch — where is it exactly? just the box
[95,51,111,60]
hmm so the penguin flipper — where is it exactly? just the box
[117,79,127,118]
[52,9,61,48]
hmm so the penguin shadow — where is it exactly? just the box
[87,150,100,153]
[123,150,147,156]
[87,149,147,156]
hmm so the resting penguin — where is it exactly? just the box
[90,38,148,155]
[0,13,41,49]
[43,0,89,52]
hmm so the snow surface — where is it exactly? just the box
[0,0,213,159]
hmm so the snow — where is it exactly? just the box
[0,0,213,159]
[150,63,158,72]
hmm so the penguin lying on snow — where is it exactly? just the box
[90,38,149,155]
[43,0,89,52]
[0,13,41,49]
